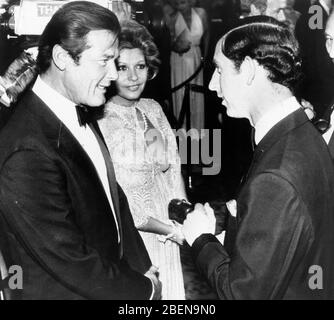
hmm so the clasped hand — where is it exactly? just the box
[182,203,216,246]
[145,265,162,300]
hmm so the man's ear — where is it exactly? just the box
[240,56,257,86]
[52,44,69,71]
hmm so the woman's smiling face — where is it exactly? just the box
[114,48,148,107]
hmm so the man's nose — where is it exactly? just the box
[106,61,118,81]
[209,70,219,93]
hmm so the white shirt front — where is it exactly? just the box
[323,111,334,144]
[254,96,302,145]
[32,76,120,242]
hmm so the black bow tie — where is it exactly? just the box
[75,105,91,127]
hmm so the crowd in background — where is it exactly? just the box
[141,0,334,197]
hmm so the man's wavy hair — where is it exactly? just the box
[118,20,160,80]
[37,1,120,74]
[221,16,302,92]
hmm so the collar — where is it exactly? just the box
[319,0,330,15]
[32,76,78,131]
[254,96,302,145]
[323,110,334,144]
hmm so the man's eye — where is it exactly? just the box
[216,67,222,75]
[98,59,110,66]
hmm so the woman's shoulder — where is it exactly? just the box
[139,98,164,115]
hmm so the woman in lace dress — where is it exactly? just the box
[98,20,186,300]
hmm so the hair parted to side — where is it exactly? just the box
[37,1,120,74]
[221,16,302,92]
[118,19,160,80]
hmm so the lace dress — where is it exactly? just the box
[98,98,186,300]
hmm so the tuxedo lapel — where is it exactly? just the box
[328,133,334,159]
[24,91,123,256]
[89,121,123,257]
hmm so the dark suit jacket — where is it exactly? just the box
[192,109,334,299]
[295,1,334,117]
[0,90,152,300]
[328,130,334,160]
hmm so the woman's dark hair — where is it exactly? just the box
[118,19,160,80]
[37,1,120,74]
[221,16,302,91]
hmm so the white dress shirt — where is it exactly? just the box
[32,76,120,241]
[254,96,302,145]
[323,111,334,144]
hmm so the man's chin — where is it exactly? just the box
[86,97,106,108]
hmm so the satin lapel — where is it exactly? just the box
[328,133,334,160]
[89,121,123,249]
[25,91,121,241]
[54,117,124,258]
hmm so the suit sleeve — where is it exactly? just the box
[0,149,152,300]
[192,172,314,300]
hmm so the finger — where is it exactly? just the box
[116,0,122,13]
[204,203,215,221]
[194,203,205,213]
[125,3,132,16]
[149,265,159,274]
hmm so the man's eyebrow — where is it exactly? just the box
[325,32,333,38]
[102,54,114,58]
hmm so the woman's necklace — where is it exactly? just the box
[137,107,148,133]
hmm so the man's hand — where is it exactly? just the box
[145,265,162,300]
[111,0,132,22]
[182,203,216,246]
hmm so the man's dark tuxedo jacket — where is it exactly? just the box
[0,91,152,300]
[328,129,334,160]
[192,109,334,299]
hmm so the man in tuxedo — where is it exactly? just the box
[0,1,161,300]
[182,16,334,299]
[295,0,334,118]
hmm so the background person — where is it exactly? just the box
[168,0,209,130]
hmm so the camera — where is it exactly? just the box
[0,0,147,36]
